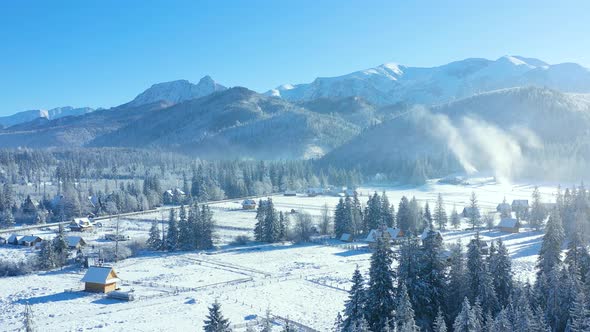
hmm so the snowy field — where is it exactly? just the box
[0,178,560,331]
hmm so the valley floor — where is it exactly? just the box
[0,178,559,331]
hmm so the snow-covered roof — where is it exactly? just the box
[366,228,402,242]
[420,229,442,241]
[498,218,519,228]
[511,200,529,207]
[340,233,353,241]
[8,234,24,242]
[81,266,120,285]
[66,236,86,247]
[20,235,42,243]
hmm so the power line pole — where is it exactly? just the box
[115,214,120,263]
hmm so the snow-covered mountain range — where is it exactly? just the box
[267,56,590,105]
[127,76,227,107]
[0,106,95,128]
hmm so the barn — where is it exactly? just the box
[242,199,257,210]
[81,266,120,293]
[19,235,43,247]
[66,236,87,249]
[498,218,520,233]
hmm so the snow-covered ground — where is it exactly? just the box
[0,179,558,331]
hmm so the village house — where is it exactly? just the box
[7,234,24,245]
[69,218,94,232]
[241,199,257,210]
[66,236,87,249]
[163,188,186,205]
[498,218,520,233]
[0,235,7,245]
[339,233,354,242]
[366,227,404,247]
[283,190,297,197]
[420,228,443,243]
[81,266,120,293]
[19,235,43,247]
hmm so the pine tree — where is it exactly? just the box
[493,309,513,331]
[453,298,481,332]
[537,209,565,278]
[199,205,215,249]
[365,192,382,232]
[434,193,448,230]
[500,197,512,219]
[451,205,461,229]
[433,307,447,332]
[424,202,433,229]
[334,198,348,238]
[254,199,266,241]
[396,283,419,332]
[166,209,179,250]
[530,186,546,230]
[178,205,192,250]
[343,268,367,331]
[366,230,396,331]
[568,290,590,332]
[381,192,395,228]
[468,192,481,230]
[3,209,15,228]
[416,226,446,325]
[263,199,280,243]
[489,239,513,307]
[333,312,344,332]
[446,242,467,320]
[38,240,56,270]
[53,224,69,266]
[203,301,232,332]
[397,196,411,232]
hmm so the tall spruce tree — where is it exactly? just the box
[203,301,232,332]
[343,267,367,331]
[468,192,481,230]
[568,290,590,332]
[254,199,266,241]
[537,209,565,278]
[434,193,448,230]
[453,298,481,332]
[529,186,546,230]
[381,192,395,228]
[366,230,396,331]
[396,283,420,332]
[433,307,447,332]
[489,239,513,307]
[166,209,179,250]
[365,192,382,232]
[450,205,461,229]
[147,220,162,250]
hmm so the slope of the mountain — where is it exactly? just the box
[321,87,590,181]
[0,102,170,148]
[90,87,359,159]
[269,56,590,105]
[0,106,94,128]
[128,76,227,107]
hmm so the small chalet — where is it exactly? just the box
[511,200,529,211]
[496,202,511,213]
[163,188,186,204]
[0,236,7,245]
[81,266,120,293]
[69,218,93,232]
[498,218,520,233]
[284,190,297,197]
[366,227,404,246]
[242,199,257,210]
[66,236,87,249]
[19,235,43,247]
[420,228,443,243]
[306,188,324,197]
[340,233,354,242]
[7,234,24,245]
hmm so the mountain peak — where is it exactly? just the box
[128,76,227,107]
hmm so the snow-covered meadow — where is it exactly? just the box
[0,179,559,331]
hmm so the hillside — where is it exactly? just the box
[321,87,590,181]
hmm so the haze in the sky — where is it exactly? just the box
[0,0,589,114]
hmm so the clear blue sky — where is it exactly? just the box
[1,0,589,114]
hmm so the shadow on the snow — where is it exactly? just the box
[17,291,91,305]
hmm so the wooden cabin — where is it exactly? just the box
[81,266,120,293]
[242,199,257,210]
[69,218,94,232]
[66,236,87,249]
[498,218,520,233]
[19,235,43,247]
[366,227,404,247]
[340,233,353,242]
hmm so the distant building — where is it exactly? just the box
[340,233,354,242]
[496,202,511,213]
[498,218,520,233]
[163,188,186,205]
[66,236,87,249]
[19,235,43,247]
[462,207,478,218]
[283,190,297,197]
[7,234,24,245]
[69,218,94,232]
[241,199,257,210]
[0,235,7,245]
[366,227,404,247]
[511,200,529,210]
[306,188,324,197]
[420,228,443,243]
[81,266,120,293]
